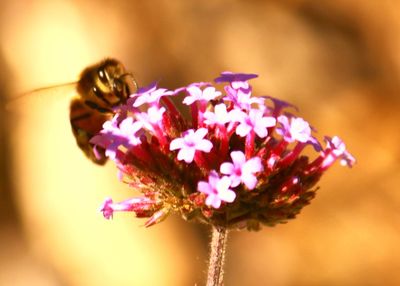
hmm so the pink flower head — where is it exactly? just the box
[169,128,213,163]
[197,171,236,208]
[220,151,263,190]
[93,71,355,229]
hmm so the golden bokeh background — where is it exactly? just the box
[0,0,399,285]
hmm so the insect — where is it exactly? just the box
[69,58,137,165]
[8,58,138,165]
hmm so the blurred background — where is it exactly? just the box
[0,0,399,285]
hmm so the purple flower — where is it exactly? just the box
[224,87,264,110]
[91,117,143,160]
[197,171,236,208]
[93,70,355,229]
[263,95,298,113]
[277,115,312,143]
[169,128,213,163]
[220,151,263,190]
[321,136,356,169]
[183,86,221,105]
[203,103,231,126]
[231,108,276,138]
[135,106,166,132]
[131,82,173,107]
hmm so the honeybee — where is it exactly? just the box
[8,58,137,165]
[69,59,137,164]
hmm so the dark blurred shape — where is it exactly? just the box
[0,51,18,225]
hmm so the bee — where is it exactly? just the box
[8,58,138,165]
[70,59,137,165]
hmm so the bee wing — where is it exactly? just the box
[5,82,77,113]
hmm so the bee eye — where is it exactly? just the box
[92,86,102,96]
[98,69,107,83]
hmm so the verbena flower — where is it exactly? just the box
[220,151,263,190]
[169,128,213,163]
[91,71,355,230]
[198,171,236,209]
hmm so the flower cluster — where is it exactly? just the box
[91,71,355,230]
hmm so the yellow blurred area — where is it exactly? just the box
[0,0,399,285]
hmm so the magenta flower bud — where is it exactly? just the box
[99,196,160,221]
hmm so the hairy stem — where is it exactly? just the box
[206,226,228,286]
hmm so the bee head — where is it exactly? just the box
[77,58,137,112]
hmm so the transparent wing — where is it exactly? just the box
[5,82,77,113]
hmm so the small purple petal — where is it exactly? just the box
[263,95,298,113]
[242,175,258,190]
[193,127,208,140]
[196,140,213,152]
[183,86,221,105]
[203,104,231,126]
[220,162,234,176]
[235,123,252,137]
[231,151,246,165]
[132,82,173,107]
[177,148,196,163]
[214,71,258,83]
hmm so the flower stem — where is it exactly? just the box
[206,225,228,286]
